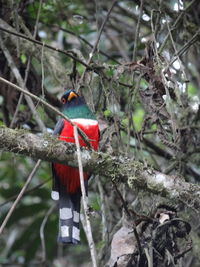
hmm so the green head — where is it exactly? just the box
[60,90,96,120]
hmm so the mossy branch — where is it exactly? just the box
[0,126,200,213]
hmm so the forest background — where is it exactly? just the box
[0,0,200,266]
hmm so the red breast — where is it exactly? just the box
[54,119,99,193]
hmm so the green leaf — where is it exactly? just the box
[103,109,112,118]
[133,108,145,131]
[20,54,27,64]
[188,83,197,96]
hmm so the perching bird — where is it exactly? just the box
[52,90,99,244]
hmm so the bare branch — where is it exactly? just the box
[132,0,144,61]
[0,178,50,208]
[0,76,92,149]
[159,0,199,53]
[40,204,55,264]
[168,30,200,67]
[0,160,41,235]
[0,24,92,70]
[77,0,118,91]
[74,126,97,267]
[0,36,46,132]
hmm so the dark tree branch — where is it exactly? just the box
[0,19,134,89]
[0,76,92,149]
[0,126,200,213]
[0,25,92,70]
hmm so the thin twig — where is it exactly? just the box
[0,35,46,132]
[33,0,44,98]
[105,30,129,61]
[9,92,23,128]
[0,178,50,208]
[77,0,118,91]
[132,0,144,61]
[9,0,43,128]
[12,0,20,57]
[144,246,153,267]
[41,41,45,99]
[0,160,41,235]
[90,0,118,61]
[34,0,43,38]
[174,239,192,260]
[168,30,200,67]
[0,19,134,89]
[49,24,120,64]
[9,55,32,128]
[159,0,199,53]
[112,180,131,217]
[154,0,164,37]
[40,204,55,263]
[0,76,92,149]
[126,74,142,154]
[127,0,144,155]
[73,126,97,267]
[112,180,142,256]
[165,14,188,81]
[0,25,92,69]
[150,10,178,139]
[150,10,161,63]
[97,179,108,243]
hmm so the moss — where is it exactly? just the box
[127,161,144,188]
[147,179,164,193]
[127,176,137,188]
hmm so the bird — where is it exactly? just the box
[52,89,99,244]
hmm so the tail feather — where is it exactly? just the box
[52,164,89,244]
[58,186,81,244]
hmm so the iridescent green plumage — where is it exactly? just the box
[62,104,96,120]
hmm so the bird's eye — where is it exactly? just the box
[61,97,66,104]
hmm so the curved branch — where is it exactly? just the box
[0,126,200,213]
[0,24,91,70]
[0,76,92,149]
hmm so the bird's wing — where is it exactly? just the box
[53,119,64,135]
[51,118,64,200]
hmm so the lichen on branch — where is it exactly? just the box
[0,126,200,213]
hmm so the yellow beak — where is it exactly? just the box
[68,91,77,101]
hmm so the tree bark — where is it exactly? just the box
[0,126,200,212]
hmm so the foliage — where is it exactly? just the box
[0,0,200,266]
